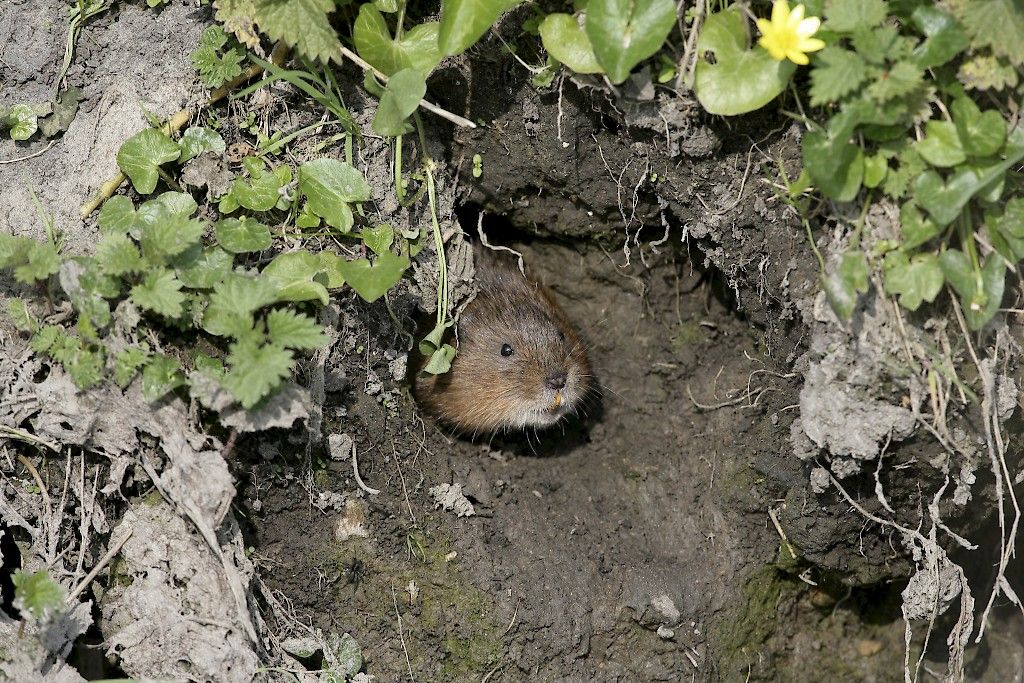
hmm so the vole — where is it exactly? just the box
[415,247,591,434]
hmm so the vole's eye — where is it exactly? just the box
[557,330,566,343]
[501,343,514,357]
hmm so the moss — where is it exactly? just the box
[709,565,793,677]
[670,319,706,350]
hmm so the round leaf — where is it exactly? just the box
[586,0,677,84]
[539,14,603,74]
[178,126,227,162]
[6,104,38,141]
[372,68,426,136]
[216,216,273,253]
[116,128,182,195]
[438,0,521,57]
[262,250,330,305]
[354,5,443,75]
[298,159,370,231]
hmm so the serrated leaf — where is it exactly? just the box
[539,13,603,74]
[203,273,280,336]
[824,0,888,32]
[216,216,272,253]
[116,128,182,195]
[865,61,923,102]
[253,0,342,63]
[297,159,370,231]
[262,250,330,304]
[585,0,676,84]
[31,325,64,353]
[958,54,1020,91]
[174,245,234,289]
[213,0,261,49]
[96,233,145,276]
[372,68,426,136]
[335,251,409,303]
[98,196,137,235]
[916,120,966,168]
[354,5,443,75]
[694,8,796,116]
[266,308,328,349]
[222,338,294,408]
[5,104,38,140]
[114,345,150,388]
[130,269,185,318]
[142,354,186,402]
[140,214,206,261]
[809,47,868,105]
[6,298,36,332]
[178,126,227,162]
[437,0,520,57]
[12,570,64,620]
[850,24,898,64]
[883,251,943,311]
[191,27,245,89]
[823,250,869,320]
[14,241,60,284]
[949,0,1024,66]
[951,97,1006,157]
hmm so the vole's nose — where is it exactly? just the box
[546,371,567,390]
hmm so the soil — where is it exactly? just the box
[2,1,1024,682]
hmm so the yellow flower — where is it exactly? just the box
[756,0,826,66]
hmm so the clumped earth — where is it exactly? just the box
[2,2,1024,682]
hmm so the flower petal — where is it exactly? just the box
[796,16,820,37]
[756,17,772,35]
[789,3,805,25]
[771,0,790,25]
[787,49,810,65]
[797,37,826,53]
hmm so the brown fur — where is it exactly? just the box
[415,248,590,434]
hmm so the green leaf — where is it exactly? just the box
[142,354,186,402]
[437,0,520,57]
[957,54,1020,91]
[297,159,370,231]
[140,213,206,261]
[216,216,272,253]
[823,250,869,320]
[803,130,864,201]
[98,196,137,235]
[539,13,603,74]
[31,325,64,354]
[423,343,457,374]
[222,338,294,408]
[6,298,36,333]
[203,274,275,338]
[883,251,943,311]
[130,269,186,318]
[178,126,227,162]
[253,0,342,63]
[586,0,676,84]
[354,5,443,75]
[809,47,868,106]
[850,24,898,65]
[910,6,968,69]
[372,68,426,136]
[14,241,60,284]
[916,120,966,168]
[997,197,1024,239]
[863,154,887,188]
[114,345,150,388]
[951,97,1007,157]
[222,163,291,212]
[335,251,409,302]
[96,233,145,276]
[823,0,888,32]
[693,8,796,116]
[949,0,1024,67]
[262,250,330,304]
[865,61,923,102]
[12,570,64,620]
[5,104,38,140]
[374,0,399,10]
[174,246,235,288]
[940,250,1005,330]
[266,308,328,349]
[899,202,942,249]
[139,192,199,223]
[316,251,347,288]
[191,26,245,88]
[116,128,182,195]
[361,224,394,255]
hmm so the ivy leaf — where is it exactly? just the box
[809,47,868,106]
[316,251,347,288]
[951,97,1007,158]
[116,128,182,195]
[883,251,943,311]
[174,246,234,289]
[222,338,294,408]
[216,216,272,253]
[262,250,330,304]
[142,354,186,402]
[266,308,328,349]
[865,61,923,103]
[939,250,1005,330]
[114,345,150,388]
[140,213,206,261]
[138,192,199,224]
[423,343,457,374]
[916,120,966,168]
[910,6,968,69]
[178,126,227,162]
[822,250,869,320]
[335,251,410,303]
[437,0,520,57]
[361,224,394,255]
[253,0,342,63]
[372,68,426,136]
[586,0,676,84]
[998,197,1024,239]
[823,0,888,33]
[863,153,888,188]
[5,104,38,140]
[539,13,603,74]
[354,5,443,75]
[297,159,370,231]
[899,202,942,249]
[96,233,145,276]
[803,130,864,201]
[131,269,186,318]
[98,196,138,235]
[693,8,796,116]
[12,570,64,621]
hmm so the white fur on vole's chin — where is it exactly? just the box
[509,386,581,429]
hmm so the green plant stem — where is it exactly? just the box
[958,212,984,297]
[849,191,873,249]
[804,219,826,274]
[395,0,407,41]
[414,113,448,332]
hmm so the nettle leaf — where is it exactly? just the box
[372,68,426,136]
[354,5,443,75]
[539,13,603,74]
[262,250,330,304]
[253,0,342,63]
[140,214,206,261]
[586,0,676,84]
[823,250,869,320]
[98,196,138,235]
[899,202,942,249]
[142,354,186,402]
[438,0,521,57]
[31,325,64,354]
[950,0,1024,67]
[297,159,370,232]
[178,126,227,162]
[883,251,943,311]
[910,6,968,69]
[14,241,60,284]
[958,54,1019,91]
[216,216,272,253]
[951,97,1006,157]
[823,0,888,33]
[693,8,796,116]
[96,233,145,276]
[6,104,38,140]
[940,250,1005,330]
[130,269,186,318]
[222,337,294,408]
[335,251,410,303]
[266,308,328,349]
[12,570,64,620]
[191,26,245,88]
[116,128,182,195]
[203,273,280,337]
[173,245,234,289]
[809,47,868,106]
[916,120,966,168]
[865,61,923,102]
[114,345,150,388]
